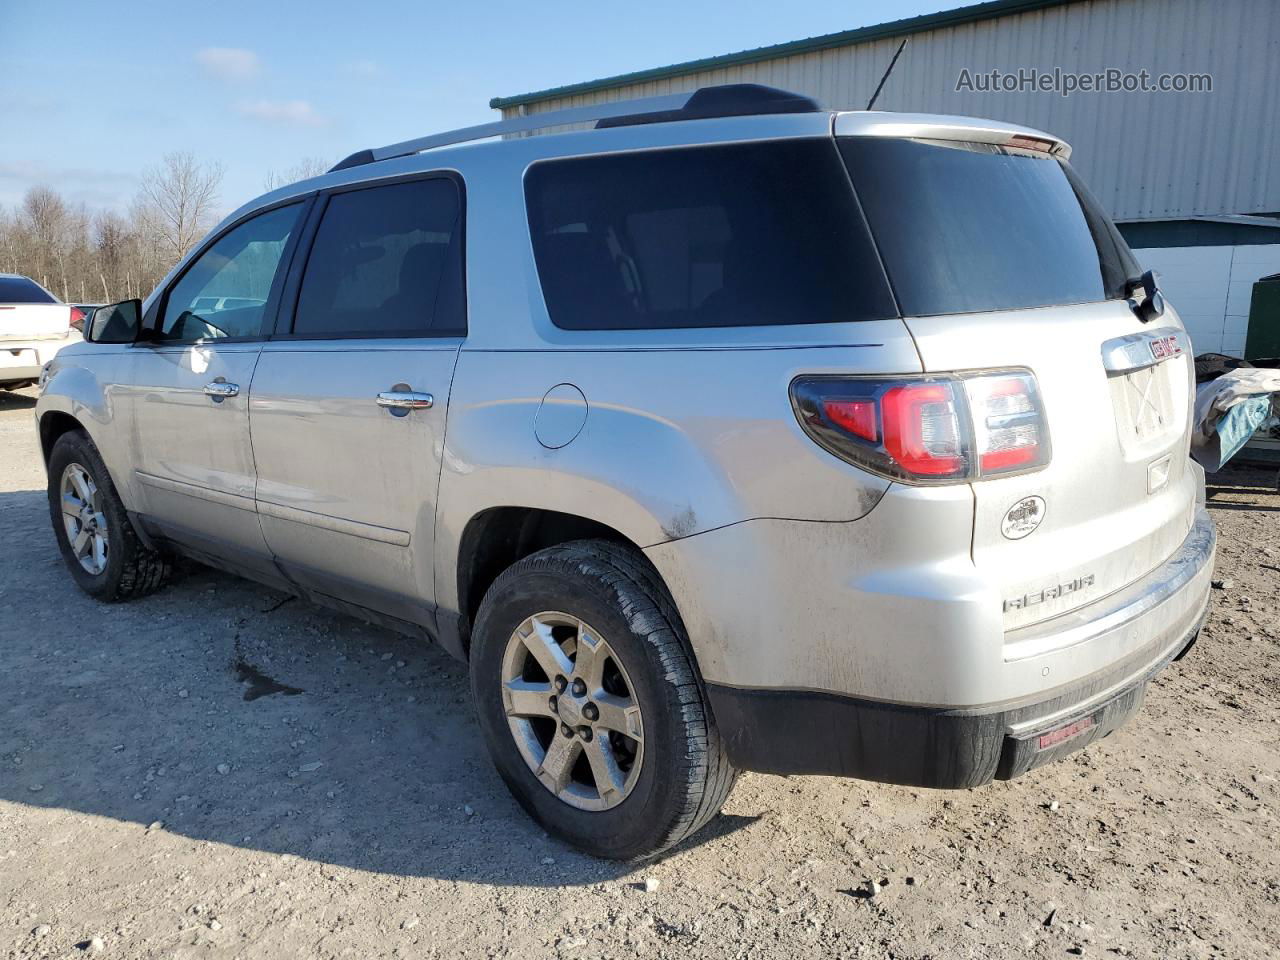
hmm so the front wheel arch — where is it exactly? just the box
[39,410,86,466]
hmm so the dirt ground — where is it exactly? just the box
[1,383,1277,960]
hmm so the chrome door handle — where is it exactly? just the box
[376,391,434,410]
[203,379,239,400]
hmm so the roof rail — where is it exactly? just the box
[329,84,821,172]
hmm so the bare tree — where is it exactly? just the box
[263,156,331,192]
[137,152,224,263]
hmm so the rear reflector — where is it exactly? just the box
[1038,715,1095,750]
[791,369,1050,485]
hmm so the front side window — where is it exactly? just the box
[839,138,1141,317]
[524,140,896,331]
[158,203,301,341]
[292,178,465,337]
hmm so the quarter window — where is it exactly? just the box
[524,139,896,331]
[292,178,465,337]
[158,203,302,341]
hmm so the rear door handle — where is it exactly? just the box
[203,379,239,401]
[376,391,434,410]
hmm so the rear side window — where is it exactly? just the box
[839,138,1139,317]
[524,140,895,331]
[0,276,57,304]
[292,178,465,337]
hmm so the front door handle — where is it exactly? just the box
[203,379,239,401]
[376,391,434,411]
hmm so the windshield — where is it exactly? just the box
[0,276,57,304]
[839,137,1141,317]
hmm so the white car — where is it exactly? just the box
[0,275,84,390]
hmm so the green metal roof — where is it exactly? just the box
[491,0,1086,110]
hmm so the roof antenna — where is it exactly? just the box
[865,37,910,110]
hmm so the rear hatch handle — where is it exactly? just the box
[1100,328,1189,375]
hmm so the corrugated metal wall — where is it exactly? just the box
[500,0,1280,222]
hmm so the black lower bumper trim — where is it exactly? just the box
[706,626,1201,789]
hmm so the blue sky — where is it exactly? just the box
[1,0,950,216]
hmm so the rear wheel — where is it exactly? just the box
[470,540,736,860]
[46,430,170,601]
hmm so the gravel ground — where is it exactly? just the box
[1,383,1278,960]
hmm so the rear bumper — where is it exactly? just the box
[705,508,1215,788]
[1,338,74,383]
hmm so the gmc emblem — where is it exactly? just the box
[1149,336,1182,361]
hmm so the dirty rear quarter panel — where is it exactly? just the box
[433,325,919,613]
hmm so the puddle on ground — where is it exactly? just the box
[234,660,304,701]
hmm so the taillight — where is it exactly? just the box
[791,370,1049,485]
[68,307,85,332]
[964,373,1048,473]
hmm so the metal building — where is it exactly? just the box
[491,0,1280,357]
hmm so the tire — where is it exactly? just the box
[47,429,170,601]
[470,539,737,860]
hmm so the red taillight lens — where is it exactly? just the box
[69,307,85,331]
[880,383,965,477]
[823,399,877,442]
[791,370,1049,484]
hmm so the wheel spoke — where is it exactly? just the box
[503,678,554,718]
[521,616,574,679]
[70,469,92,504]
[61,493,82,518]
[72,528,90,556]
[583,736,628,800]
[537,733,579,793]
[572,622,606,688]
[592,692,643,741]
[92,534,107,571]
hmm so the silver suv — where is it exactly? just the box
[35,85,1215,860]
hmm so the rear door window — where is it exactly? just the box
[291,177,465,338]
[839,137,1140,316]
[524,139,896,331]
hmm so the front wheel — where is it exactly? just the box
[470,540,736,860]
[46,430,170,601]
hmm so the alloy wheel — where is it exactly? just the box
[500,611,644,811]
[59,462,109,575]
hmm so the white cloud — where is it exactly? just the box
[196,47,261,81]
[237,99,327,127]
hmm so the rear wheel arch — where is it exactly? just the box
[455,507,664,657]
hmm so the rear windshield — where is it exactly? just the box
[524,139,896,330]
[0,276,57,304]
[839,137,1140,317]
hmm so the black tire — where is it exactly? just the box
[470,539,737,860]
[47,429,170,601]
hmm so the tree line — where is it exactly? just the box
[0,154,327,305]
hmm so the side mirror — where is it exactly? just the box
[85,299,143,344]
